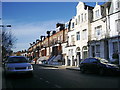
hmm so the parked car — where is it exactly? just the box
[4,56,33,76]
[79,57,120,75]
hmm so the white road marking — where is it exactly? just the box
[40,78,43,80]
[45,81,50,84]
[41,67,59,69]
[54,84,62,88]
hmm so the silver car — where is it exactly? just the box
[4,56,33,76]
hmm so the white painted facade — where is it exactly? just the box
[65,1,120,66]
[88,3,109,60]
[65,17,77,66]
[75,2,92,61]
[65,2,93,66]
[108,0,120,64]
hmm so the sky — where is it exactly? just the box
[2,2,105,52]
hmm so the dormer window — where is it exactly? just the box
[95,9,100,18]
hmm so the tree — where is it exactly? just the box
[2,27,17,59]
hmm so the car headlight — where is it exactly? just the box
[28,65,33,69]
[7,67,14,70]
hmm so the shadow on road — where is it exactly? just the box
[4,73,34,79]
[79,71,120,78]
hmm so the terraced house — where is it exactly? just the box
[66,1,120,66]
[65,2,94,66]
[27,23,68,64]
[27,0,120,66]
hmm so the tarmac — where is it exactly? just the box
[37,64,80,71]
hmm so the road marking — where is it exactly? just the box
[54,84,62,88]
[45,81,50,84]
[40,78,43,80]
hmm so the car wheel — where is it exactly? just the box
[99,68,105,75]
[80,67,85,73]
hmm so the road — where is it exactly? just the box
[2,64,120,89]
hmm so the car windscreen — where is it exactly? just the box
[7,57,29,63]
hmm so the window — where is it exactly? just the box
[115,19,120,32]
[83,46,88,59]
[116,0,120,9]
[71,35,75,45]
[68,49,73,55]
[82,58,90,63]
[84,13,87,21]
[91,46,95,57]
[76,19,77,25]
[95,26,102,37]
[78,15,80,22]
[96,45,100,53]
[76,32,80,40]
[95,9,100,18]
[113,42,118,53]
[65,23,69,29]
[96,45,100,57]
[81,13,83,22]
[90,58,99,63]
[72,22,74,28]
[8,57,28,63]
[82,29,87,40]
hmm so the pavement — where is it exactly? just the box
[37,64,80,71]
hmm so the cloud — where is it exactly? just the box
[9,19,65,52]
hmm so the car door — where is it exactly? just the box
[81,58,91,71]
[89,58,99,72]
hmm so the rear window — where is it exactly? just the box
[8,57,28,63]
[80,58,90,63]
[90,58,99,63]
